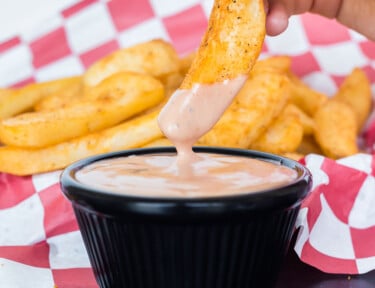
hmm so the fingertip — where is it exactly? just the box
[263,0,269,15]
[266,5,289,36]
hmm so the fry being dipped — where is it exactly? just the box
[158,0,266,155]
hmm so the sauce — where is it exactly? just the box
[75,153,298,198]
[158,76,247,159]
[77,55,293,198]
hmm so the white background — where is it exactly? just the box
[0,0,78,41]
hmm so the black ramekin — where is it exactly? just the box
[60,147,312,288]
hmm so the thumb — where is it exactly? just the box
[265,3,289,36]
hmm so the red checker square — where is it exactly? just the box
[38,183,79,238]
[321,159,368,224]
[80,40,119,69]
[52,268,97,288]
[0,173,35,209]
[351,226,375,258]
[107,0,155,32]
[62,0,97,18]
[0,37,21,54]
[30,27,71,69]
[0,241,50,268]
[360,41,375,60]
[298,157,306,166]
[301,185,323,229]
[163,5,208,55]
[361,65,375,83]
[364,123,375,154]
[301,13,351,45]
[300,241,358,274]
[291,52,321,77]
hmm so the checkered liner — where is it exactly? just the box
[0,0,375,286]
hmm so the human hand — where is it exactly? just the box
[265,0,375,41]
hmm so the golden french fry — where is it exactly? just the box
[199,70,289,148]
[143,137,173,148]
[288,72,328,116]
[314,99,358,159]
[159,52,194,98]
[253,55,291,74]
[84,39,180,87]
[158,0,266,148]
[33,76,83,111]
[282,152,305,161]
[0,88,19,119]
[333,68,372,130]
[180,0,265,89]
[0,76,82,119]
[179,52,196,76]
[0,110,163,176]
[85,70,162,101]
[163,73,185,98]
[250,104,304,154]
[297,135,323,155]
[286,104,315,135]
[0,72,164,148]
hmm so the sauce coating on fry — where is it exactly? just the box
[158,0,265,161]
[158,76,246,158]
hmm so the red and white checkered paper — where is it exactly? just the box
[1,0,375,287]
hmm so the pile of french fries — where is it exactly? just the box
[0,39,372,175]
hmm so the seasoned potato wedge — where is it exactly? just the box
[288,72,328,116]
[297,135,324,155]
[33,76,83,111]
[282,152,305,161]
[250,104,304,154]
[84,39,180,87]
[0,88,19,119]
[0,110,163,175]
[0,76,82,118]
[314,99,358,159]
[0,72,164,148]
[253,55,291,74]
[161,72,185,98]
[333,68,372,130]
[179,52,196,76]
[286,104,315,135]
[143,137,173,148]
[180,0,265,89]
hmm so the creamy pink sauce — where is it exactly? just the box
[158,76,247,160]
[76,77,299,197]
[75,153,298,198]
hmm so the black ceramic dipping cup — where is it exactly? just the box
[60,147,312,288]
